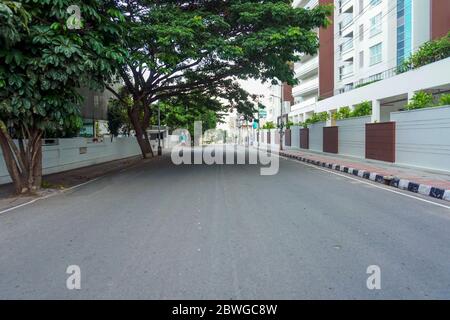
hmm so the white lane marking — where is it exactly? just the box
[0,178,100,215]
[280,155,450,210]
[0,157,145,216]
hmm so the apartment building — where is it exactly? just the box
[289,0,321,124]
[261,83,293,126]
[289,0,450,122]
[334,0,434,95]
[318,0,450,121]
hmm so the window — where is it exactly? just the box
[369,43,382,65]
[370,13,382,37]
[359,51,364,68]
[370,0,381,6]
[359,24,364,41]
[339,64,353,80]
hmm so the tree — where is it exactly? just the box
[155,93,225,137]
[104,0,332,158]
[0,0,124,193]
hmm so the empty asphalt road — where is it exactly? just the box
[0,147,449,299]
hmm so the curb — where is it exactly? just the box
[279,151,450,203]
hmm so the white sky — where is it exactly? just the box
[238,78,269,96]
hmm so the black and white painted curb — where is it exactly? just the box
[280,151,450,203]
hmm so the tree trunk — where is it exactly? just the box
[128,106,153,158]
[31,135,42,191]
[0,126,43,194]
[0,130,26,193]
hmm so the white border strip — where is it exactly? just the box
[0,178,100,215]
[280,155,450,210]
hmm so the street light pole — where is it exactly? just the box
[279,97,284,151]
[270,90,284,151]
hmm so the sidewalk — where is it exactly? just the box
[0,155,144,212]
[279,148,450,202]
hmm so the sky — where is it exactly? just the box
[238,78,269,96]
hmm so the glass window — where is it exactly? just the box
[370,13,382,37]
[359,24,364,41]
[370,43,382,65]
[359,51,364,68]
[370,0,381,6]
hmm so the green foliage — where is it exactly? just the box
[0,0,124,134]
[0,1,31,48]
[107,103,126,138]
[285,120,294,129]
[262,121,276,129]
[438,93,450,106]
[351,101,372,117]
[102,0,331,148]
[305,111,329,125]
[333,106,351,120]
[0,0,125,191]
[405,91,435,110]
[156,93,225,138]
[402,32,450,70]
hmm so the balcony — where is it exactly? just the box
[339,64,354,81]
[290,97,317,113]
[341,38,353,52]
[339,14,353,35]
[292,77,319,96]
[339,0,353,13]
[294,56,319,79]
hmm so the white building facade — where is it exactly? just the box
[288,0,450,123]
[289,0,320,124]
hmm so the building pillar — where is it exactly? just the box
[408,91,416,103]
[326,111,333,127]
[371,99,381,123]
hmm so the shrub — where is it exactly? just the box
[309,112,329,123]
[333,106,351,120]
[351,101,372,117]
[438,93,450,106]
[262,121,276,129]
[405,91,435,110]
[402,32,450,70]
[297,121,308,128]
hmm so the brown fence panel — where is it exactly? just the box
[275,132,280,145]
[323,126,338,154]
[285,129,291,146]
[365,122,396,162]
[300,128,309,149]
[267,131,271,144]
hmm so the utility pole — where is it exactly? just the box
[279,84,284,151]
[270,85,285,151]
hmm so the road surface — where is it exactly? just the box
[0,147,449,299]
